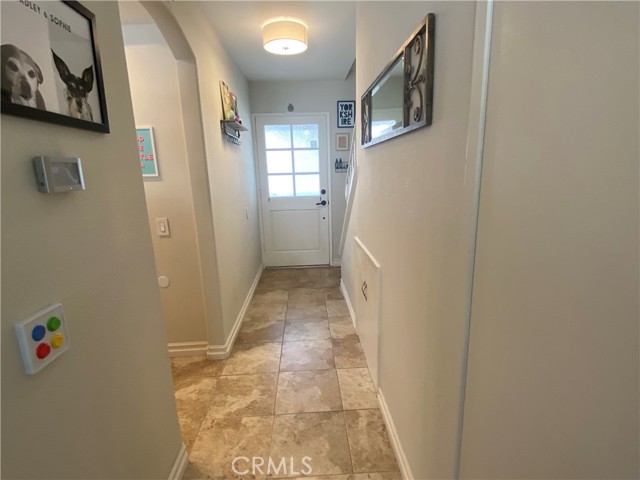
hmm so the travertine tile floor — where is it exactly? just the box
[171,267,401,480]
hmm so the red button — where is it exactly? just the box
[36,343,51,359]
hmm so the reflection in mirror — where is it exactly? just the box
[371,57,404,141]
[361,14,435,148]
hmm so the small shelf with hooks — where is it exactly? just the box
[221,120,248,146]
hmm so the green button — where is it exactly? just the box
[47,316,61,332]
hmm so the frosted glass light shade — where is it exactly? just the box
[263,20,308,55]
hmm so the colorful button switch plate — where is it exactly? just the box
[15,303,71,374]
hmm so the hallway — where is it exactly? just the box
[171,267,401,478]
[2,1,638,478]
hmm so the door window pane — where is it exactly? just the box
[265,125,291,149]
[268,175,294,197]
[294,150,319,173]
[266,150,292,174]
[292,124,319,149]
[295,174,320,196]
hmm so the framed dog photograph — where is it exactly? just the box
[1,1,109,133]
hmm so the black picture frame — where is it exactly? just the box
[1,1,109,133]
[337,100,355,128]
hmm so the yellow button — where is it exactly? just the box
[50,333,64,349]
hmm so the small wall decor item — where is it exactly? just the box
[336,132,350,151]
[337,100,355,128]
[219,80,247,145]
[361,14,435,148]
[1,1,109,133]
[334,158,349,173]
[136,126,159,177]
[219,80,236,121]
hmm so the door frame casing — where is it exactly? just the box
[252,112,333,266]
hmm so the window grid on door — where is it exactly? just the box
[264,124,320,198]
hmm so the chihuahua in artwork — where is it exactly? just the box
[52,49,94,121]
[1,44,46,109]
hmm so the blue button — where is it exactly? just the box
[31,325,46,342]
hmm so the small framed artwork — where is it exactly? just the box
[136,127,159,177]
[337,100,355,128]
[219,80,237,121]
[336,133,350,151]
[1,1,109,133]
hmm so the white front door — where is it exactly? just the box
[255,114,330,267]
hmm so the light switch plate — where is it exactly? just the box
[15,303,71,374]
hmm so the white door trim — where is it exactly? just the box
[252,112,333,266]
[454,1,495,478]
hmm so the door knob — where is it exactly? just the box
[316,200,327,206]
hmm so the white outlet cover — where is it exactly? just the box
[15,303,71,375]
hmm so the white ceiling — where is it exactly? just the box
[198,2,355,82]
[119,1,356,82]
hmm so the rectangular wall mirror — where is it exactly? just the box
[361,14,435,148]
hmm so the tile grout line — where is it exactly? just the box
[276,294,288,374]
[329,306,356,476]
[268,287,288,464]
[343,409,357,475]
[271,288,287,458]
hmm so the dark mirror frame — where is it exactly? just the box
[361,14,435,148]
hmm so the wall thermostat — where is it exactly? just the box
[33,156,85,193]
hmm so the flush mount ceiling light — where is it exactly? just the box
[263,19,308,55]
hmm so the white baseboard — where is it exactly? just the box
[378,388,414,480]
[340,279,357,330]
[168,443,189,480]
[331,258,342,267]
[206,264,264,360]
[167,341,208,358]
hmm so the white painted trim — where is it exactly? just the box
[331,258,342,267]
[167,443,189,480]
[353,236,383,388]
[339,135,357,256]
[206,264,264,359]
[378,388,414,480]
[251,113,268,262]
[340,278,357,330]
[167,341,208,358]
[325,111,334,267]
[454,2,494,478]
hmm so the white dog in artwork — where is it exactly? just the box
[1,44,46,109]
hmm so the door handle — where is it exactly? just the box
[316,200,327,206]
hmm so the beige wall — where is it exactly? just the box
[1,2,182,478]
[167,2,263,342]
[249,78,356,264]
[460,2,640,478]
[123,23,207,344]
[347,1,638,478]
[136,1,226,352]
[344,2,478,478]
